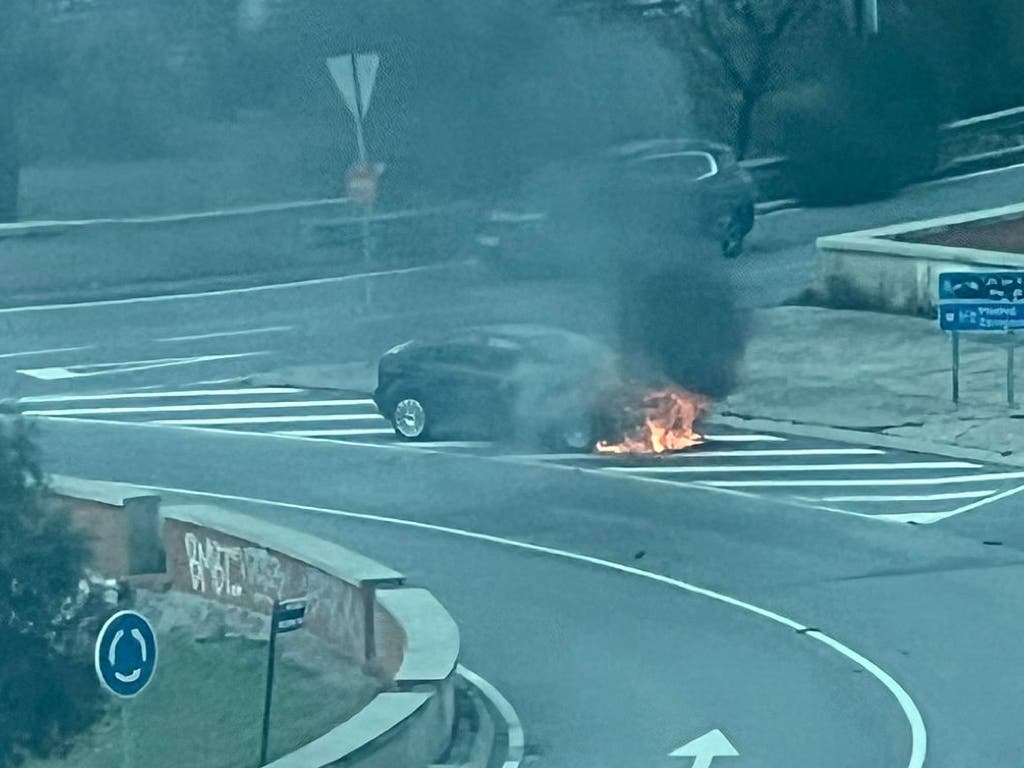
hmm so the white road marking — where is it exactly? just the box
[409,441,493,448]
[0,261,473,315]
[152,413,387,426]
[701,434,786,442]
[0,196,350,231]
[701,470,1024,488]
[913,158,1024,189]
[877,482,1024,524]
[814,490,996,503]
[605,461,978,475]
[17,352,267,380]
[24,398,376,416]
[157,325,292,342]
[0,345,92,359]
[19,387,303,403]
[515,447,884,461]
[456,665,523,768]
[132,482,927,768]
[280,428,394,437]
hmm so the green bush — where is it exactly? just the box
[0,413,101,766]
[777,32,943,205]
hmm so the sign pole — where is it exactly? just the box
[120,702,132,768]
[349,53,373,308]
[1008,332,1016,408]
[951,331,960,404]
[259,601,279,767]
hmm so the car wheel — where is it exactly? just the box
[720,212,746,259]
[391,396,430,440]
[544,418,595,453]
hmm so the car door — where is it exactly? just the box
[424,337,519,438]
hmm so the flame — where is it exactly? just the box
[596,385,711,454]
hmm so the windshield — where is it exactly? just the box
[3,2,1021,768]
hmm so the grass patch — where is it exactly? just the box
[25,627,380,768]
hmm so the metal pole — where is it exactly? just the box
[259,603,279,766]
[362,203,373,308]
[350,55,373,306]
[952,331,960,404]
[1008,335,1016,408]
[864,0,878,34]
[120,702,132,768]
[350,53,367,163]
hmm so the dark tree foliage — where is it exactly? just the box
[777,28,943,205]
[904,0,1024,119]
[0,413,101,767]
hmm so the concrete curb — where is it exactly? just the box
[707,412,1024,468]
[456,665,524,768]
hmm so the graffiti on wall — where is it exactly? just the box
[183,532,286,601]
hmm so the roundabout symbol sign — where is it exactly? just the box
[94,610,158,698]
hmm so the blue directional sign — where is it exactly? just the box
[94,610,157,698]
[939,272,1024,331]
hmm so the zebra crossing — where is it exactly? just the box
[21,385,1024,523]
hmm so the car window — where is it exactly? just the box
[639,151,717,181]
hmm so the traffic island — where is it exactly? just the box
[36,478,514,768]
[813,201,1024,315]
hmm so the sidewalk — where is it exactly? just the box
[717,306,1024,463]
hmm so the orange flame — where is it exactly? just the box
[596,385,711,454]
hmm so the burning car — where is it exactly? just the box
[374,324,710,452]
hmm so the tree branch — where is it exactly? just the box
[694,0,750,91]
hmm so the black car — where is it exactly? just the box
[475,138,757,273]
[373,324,622,450]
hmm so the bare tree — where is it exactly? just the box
[666,0,828,158]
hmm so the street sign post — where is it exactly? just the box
[259,598,307,766]
[939,271,1024,406]
[327,52,382,309]
[94,610,158,698]
[95,610,157,768]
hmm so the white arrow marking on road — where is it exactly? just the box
[669,729,738,768]
[17,352,268,380]
[326,53,380,119]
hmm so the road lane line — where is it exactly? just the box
[876,482,1024,524]
[0,345,92,359]
[157,325,292,342]
[17,352,268,380]
[0,196,350,230]
[0,261,474,315]
[152,413,387,426]
[132,482,927,768]
[701,470,1024,488]
[700,434,786,442]
[19,387,304,403]
[456,665,524,768]
[279,428,394,437]
[605,461,979,475]
[24,398,376,416]
[816,490,996,503]
[515,447,884,461]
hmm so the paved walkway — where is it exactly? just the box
[720,306,1024,462]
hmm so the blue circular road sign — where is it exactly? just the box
[94,610,158,698]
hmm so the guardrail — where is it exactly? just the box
[742,104,1024,207]
[51,478,465,768]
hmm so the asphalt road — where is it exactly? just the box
[10,162,1024,767]
[39,416,1024,768]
